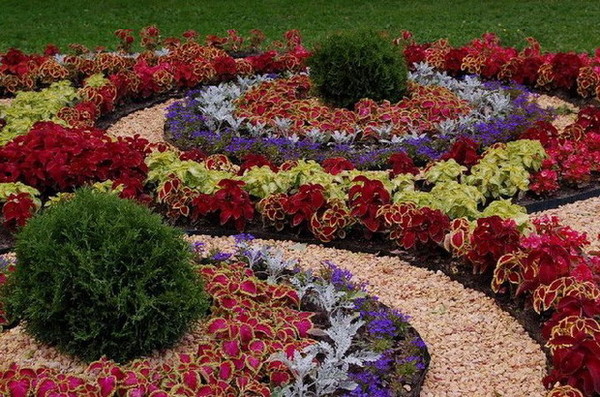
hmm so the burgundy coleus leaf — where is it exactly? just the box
[270,371,291,387]
[7,379,30,397]
[207,318,229,336]
[181,371,200,391]
[239,279,258,296]
[218,361,235,383]
[222,340,241,358]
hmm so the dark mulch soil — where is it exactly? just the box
[518,179,600,213]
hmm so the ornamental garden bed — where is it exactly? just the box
[1,27,600,396]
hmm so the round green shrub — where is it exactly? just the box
[3,189,209,362]
[308,30,409,109]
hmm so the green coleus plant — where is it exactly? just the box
[0,81,79,145]
[429,181,485,219]
[0,182,41,206]
[479,199,530,230]
[242,166,292,198]
[84,73,110,88]
[424,159,467,184]
[462,140,546,199]
[146,151,234,194]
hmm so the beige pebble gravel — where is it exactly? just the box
[106,99,177,142]
[1,235,548,396]
[531,93,579,131]
[191,235,548,397]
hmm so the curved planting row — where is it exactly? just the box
[0,235,429,396]
[0,28,600,396]
[402,31,600,102]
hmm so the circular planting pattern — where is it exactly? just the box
[1,27,600,397]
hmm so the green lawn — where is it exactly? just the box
[1,0,599,53]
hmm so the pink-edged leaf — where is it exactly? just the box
[7,379,30,397]
[239,324,254,343]
[270,371,291,386]
[248,340,267,354]
[182,371,199,391]
[293,319,314,337]
[240,280,258,296]
[245,356,262,374]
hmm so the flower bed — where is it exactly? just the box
[1,27,600,396]
[164,64,549,167]
[0,236,429,396]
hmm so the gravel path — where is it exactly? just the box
[106,99,177,142]
[192,235,547,397]
[0,235,548,396]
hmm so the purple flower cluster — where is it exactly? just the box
[321,262,428,395]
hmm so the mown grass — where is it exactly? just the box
[1,0,599,53]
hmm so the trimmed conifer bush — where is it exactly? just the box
[2,189,208,362]
[308,30,409,109]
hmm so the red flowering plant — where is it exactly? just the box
[440,137,481,168]
[1,193,38,230]
[0,122,150,197]
[256,190,355,243]
[238,154,278,175]
[322,157,355,175]
[388,151,419,176]
[377,203,450,249]
[492,216,595,296]
[401,32,600,101]
[282,184,327,228]
[188,179,254,232]
[348,176,391,234]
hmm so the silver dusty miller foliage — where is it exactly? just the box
[235,243,380,397]
[190,63,516,145]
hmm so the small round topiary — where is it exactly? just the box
[3,189,209,363]
[308,30,409,109]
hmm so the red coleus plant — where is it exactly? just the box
[179,148,207,163]
[388,152,419,176]
[440,137,481,167]
[402,32,600,102]
[238,154,278,175]
[283,184,326,228]
[322,157,355,175]
[0,122,150,197]
[466,216,521,274]
[377,203,450,249]
[1,193,37,230]
[544,330,600,396]
[189,179,254,231]
[348,176,391,234]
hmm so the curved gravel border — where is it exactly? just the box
[190,235,547,396]
[0,235,548,396]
